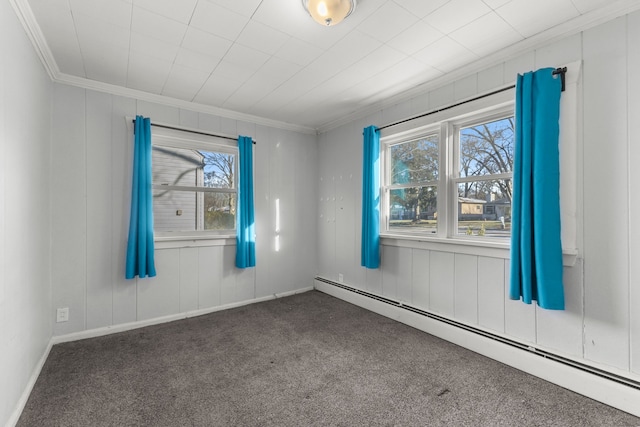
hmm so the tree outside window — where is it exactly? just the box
[152,144,237,233]
[388,135,439,233]
[457,116,514,238]
[382,105,514,240]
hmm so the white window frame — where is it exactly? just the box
[148,125,238,240]
[449,105,515,240]
[380,89,515,246]
[383,125,441,235]
[380,61,581,265]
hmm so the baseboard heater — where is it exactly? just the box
[314,276,640,392]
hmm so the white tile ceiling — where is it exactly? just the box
[20,0,640,131]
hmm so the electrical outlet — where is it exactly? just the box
[338,273,344,283]
[56,307,69,323]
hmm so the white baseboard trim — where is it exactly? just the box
[7,287,314,426]
[314,279,640,418]
[7,339,54,427]
[52,287,315,345]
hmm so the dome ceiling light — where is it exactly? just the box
[301,0,357,26]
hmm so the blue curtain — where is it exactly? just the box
[361,126,380,269]
[125,116,156,279]
[509,68,564,310]
[236,136,256,268]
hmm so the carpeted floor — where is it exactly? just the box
[18,290,640,426]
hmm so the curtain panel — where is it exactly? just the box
[125,116,156,279]
[361,125,380,269]
[236,135,256,268]
[509,68,564,310]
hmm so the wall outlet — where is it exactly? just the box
[338,273,344,283]
[56,307,69,323]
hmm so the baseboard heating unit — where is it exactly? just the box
[314,276,640,417]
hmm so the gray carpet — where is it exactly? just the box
[18,290,640,426]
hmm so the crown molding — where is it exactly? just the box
[9,0,317,136]
[9,0,60,80]
[54,73,318,135]
[316,0,640,133]
[11,0,640,136]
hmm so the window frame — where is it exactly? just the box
[385,126,441,235]
[149,125,239,240]
[379,61,580,266]
[380,93,515,245]
[449,105,515,241]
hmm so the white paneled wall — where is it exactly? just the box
[51,84,87,335]
[50,85,318,337]
[477,256,505,333]
[454,254,478,325]
[629,10,640,382]
[582,17,630,371]
[317,11,640,380]
[1,2,53,426]
[429,251,455,317]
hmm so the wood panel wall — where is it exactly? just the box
[50,87,318,336]
[317,12,640,379]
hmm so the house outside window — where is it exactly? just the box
[151,128,238,238]
[381,102,514,242]
[454,112,514,238]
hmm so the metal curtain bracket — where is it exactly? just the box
[552,67,568,92]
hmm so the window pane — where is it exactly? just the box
[460,117,514,177]
[202,151,235,189]
[457,179,511,238]
[153,188,198,232]
[153,189,236,232]
[204,192,236,230]
[391,135,438,185]
[152,146,235,189]
[388,186,437,233]
[153,146,202,187]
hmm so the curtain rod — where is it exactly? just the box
[378,67,567,132]
[132,120,256,144]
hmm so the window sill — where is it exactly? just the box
[380,234,579,267]
[154,234,236,249]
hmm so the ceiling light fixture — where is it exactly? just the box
[301,0,357,27]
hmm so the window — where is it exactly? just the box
[388,133,439,234]
[151,129,238,237]
[454,113,513,239]
[381,62,580,259]
[382,102,514,242]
